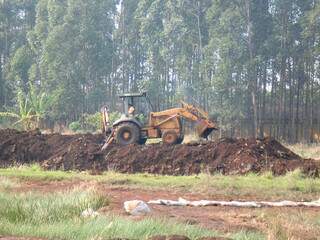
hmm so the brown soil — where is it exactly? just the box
[0,129,318,176]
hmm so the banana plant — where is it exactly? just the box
[0,90,38,130]
[28,83,51,127]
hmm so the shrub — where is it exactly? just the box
[81,111,122,132]
[69,121,81,132]
[82,112,102,131]
[109,111,122,124]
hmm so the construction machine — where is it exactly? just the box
[101,92,218,149]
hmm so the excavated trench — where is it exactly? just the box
[0,129,318,176]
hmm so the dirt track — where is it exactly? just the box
[0,129,318,176]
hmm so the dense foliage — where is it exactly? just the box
[0,0,319,142]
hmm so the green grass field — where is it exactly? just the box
[0,166,320,240]
[1,165,319,200]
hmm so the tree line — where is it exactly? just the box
[0,0,319,142]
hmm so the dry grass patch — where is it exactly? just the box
[265,210,320,240]
[0,177,20,191]
[286,143,320,160]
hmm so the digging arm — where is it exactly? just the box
[151,103,218,138]
[151,104,211,124]
[151,108,200,122]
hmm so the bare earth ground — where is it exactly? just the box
[6,179,320,240]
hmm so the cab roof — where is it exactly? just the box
[118,92,147,98]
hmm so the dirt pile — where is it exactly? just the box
[92,138,317,176]
[0,129,104,168]
[0,129,318,176]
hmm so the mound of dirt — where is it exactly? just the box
[0,129,50,165]
[0,129,104,168]
[0,129,318,176]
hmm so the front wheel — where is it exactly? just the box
[115,122,140,146]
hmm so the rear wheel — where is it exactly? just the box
[162,131,178,145]
[115,122,140,146]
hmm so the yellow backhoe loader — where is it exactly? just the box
[102,92,218,149]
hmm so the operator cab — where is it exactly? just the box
[118,92,153,124]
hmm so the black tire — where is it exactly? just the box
[115,122,140,146]
[162,131,178,145]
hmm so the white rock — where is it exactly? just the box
[81,208,99,218]
[124,200,151,216]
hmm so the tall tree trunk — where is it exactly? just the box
[289,57,295,143]
[295,63,302,143]
[277,4,289,141]
[310,65,314,143]
[121,0,128,92]
[259,62,267,138]
[0,54,3,108]
[270,61,276,138]
[245,0,258,138]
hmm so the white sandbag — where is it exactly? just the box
[124,200,151,215]
[148,198,320,208]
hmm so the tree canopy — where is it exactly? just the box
[0,0,319,142]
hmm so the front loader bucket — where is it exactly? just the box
[196,119,218,139]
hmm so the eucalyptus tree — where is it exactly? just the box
[27,0,116,121]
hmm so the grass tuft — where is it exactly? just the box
[0,188,108,225]
[0,190,231,240]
